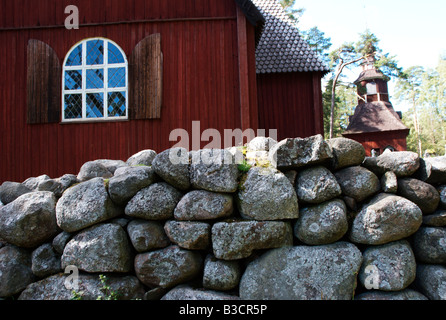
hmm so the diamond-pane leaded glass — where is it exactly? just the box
[86,40,104,65]
[108,92,126,117]
[108,68,126,88]
[108,42,125,64]
[66,45,82,66]
[64,94,82,119]
[86,69,104,89]
[64,70,82,90]
[63,38,127,121]
[86,93,104,118]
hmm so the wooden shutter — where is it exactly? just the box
[129,33,163,120]
[27,39,61,124]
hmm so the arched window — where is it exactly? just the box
[62,38,128,121]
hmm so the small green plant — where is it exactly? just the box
[237,159,252,173]
[70,290,84,300]
[69,274,120,300]
[96,274,120,300]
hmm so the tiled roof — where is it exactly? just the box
[251,0,330,74]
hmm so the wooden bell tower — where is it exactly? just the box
[342,56,410,157]
[354,56,390,104]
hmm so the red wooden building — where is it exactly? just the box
[342,57,409,156]
[0,0,328,183]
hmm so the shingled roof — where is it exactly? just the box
[251,0,330,74]
[343,101,409,135]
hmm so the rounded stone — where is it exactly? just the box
[294,199,348,245]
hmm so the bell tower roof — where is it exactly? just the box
[354,56,387,85]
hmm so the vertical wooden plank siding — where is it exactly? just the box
[343,131,409,157]
[257,72,321,141]
[236,5,258,132]
[312,72,324,137]
[0,0,245,183]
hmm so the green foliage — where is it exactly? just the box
[237,159,252,173]
[322,79,356,138]
[329,42,357,70]
[279,0,305,23]
[70,290,83,300]
[69,274,121,300]
[396,58,446,156]
[355,29,380,57]
[96,274,120,300]
[301,26,332,66]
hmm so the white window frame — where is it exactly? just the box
[62,37,128,123]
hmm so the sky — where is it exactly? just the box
[295,0,446,100]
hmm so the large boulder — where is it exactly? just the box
[125,182,183,220]
[0,245,34,298]
[358,240,416,291]
[295,166,342,204]
[363,151,420,177]
[52,231,72,255]
[22,175,51,191]
[239,242,362,300]
[36,174,79,198]
[423,210,446,227]
[126,149,157,167]
[202,255,241,291]
[164,221,211,250]
[397,178,440,214]
[350,193,423,245]
[327,137,365,170]
[438,185,446,209]
[0,191,58,248]
[108,166,156,205]
[56,177,121,233]
[268,134,333,170]
[334,166,380,202]
[415,156,446,185]
[355,289,428,300]
[190,149,239,193]
[126,220,170,253]
[61,223,132,273]
[31,243,62,278]
[134,245,203,289]
[174,190,233,221]
[237,166,299,220]
[415,264,446,300]
[246,136,277,152]
[18,273,145,300]
[77,160,114,181]
[152,148,190,191]
[380,171,398,194]
[161,285,240,300]
[0,181,32,205]
[294,199,348,245]
[412,226,446,264]
[211,221,293,260]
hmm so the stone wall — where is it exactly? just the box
[1,134,446,300]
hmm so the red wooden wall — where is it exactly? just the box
[343,130,409,157]
[0,0,254,183]
[257,71,324,141]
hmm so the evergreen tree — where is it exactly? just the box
[279,0,305,23]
